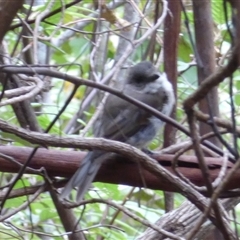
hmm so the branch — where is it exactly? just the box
[0,0,24,43]
[0,146,239,194]
[183,46,239,111]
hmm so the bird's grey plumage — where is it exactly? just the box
[60,61,175,202]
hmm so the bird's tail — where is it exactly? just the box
[60,151,105,202]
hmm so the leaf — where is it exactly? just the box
[234,93,240,106]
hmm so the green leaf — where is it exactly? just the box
[234,93,240,106]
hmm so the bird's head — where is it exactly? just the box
[127,61,160,85]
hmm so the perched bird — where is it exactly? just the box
[60,61,175,202]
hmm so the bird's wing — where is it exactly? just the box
[96,83,165,142]
[99,98,151,142]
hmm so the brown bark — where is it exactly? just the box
[0,0,24,43]
[163,0,181,212]
[193,0,220,147]
[0,146,238,194]
[137,198,240,240]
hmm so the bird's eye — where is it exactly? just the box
[149,74,159,82]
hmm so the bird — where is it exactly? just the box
[60,61,175,202]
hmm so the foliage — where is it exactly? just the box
[0,0,239,239]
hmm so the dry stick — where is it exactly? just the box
[0,76,43,107]
[0,85,34,98]
[184,46,238,111]
[32,0,56,64]
[1,44,42,132]
[172,143,196,188]
[10,0,82,30]
[186,110,233,239]
[65,198,184,240]
[0,185,46,221]
[195,110,240,136]
[187,110,213,193]
[108,187,135,226]
[172,129,230,195]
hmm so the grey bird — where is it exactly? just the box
[60,61,175,202]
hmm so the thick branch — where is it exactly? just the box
[0,146,239,193]
[0,0,24,43]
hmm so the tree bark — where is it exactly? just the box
[0,146,239,194]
